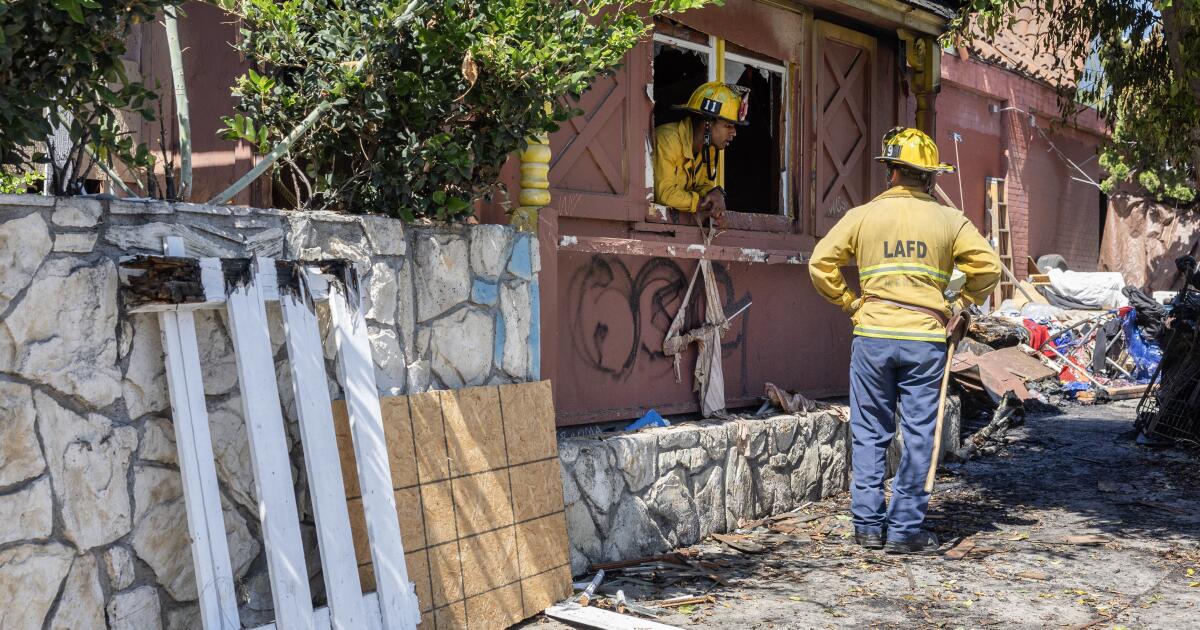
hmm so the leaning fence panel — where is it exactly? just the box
[122,245,419,630]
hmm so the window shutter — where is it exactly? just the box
[813,22,876,236]
[548,40,652,221]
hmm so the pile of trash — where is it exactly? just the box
[960,300,1160,408]
[1135,260,1200,445]
[957,254,1200,446]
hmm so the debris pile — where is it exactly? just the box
[1137,279,1200,444]
[547,503,858,628]
[958,276,1170,410]
[935,257,1195,453]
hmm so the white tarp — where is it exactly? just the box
[1046,268,1129,309]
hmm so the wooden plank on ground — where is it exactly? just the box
[1101,384,1149,401]
[945,536,977,560]
[280,277,366,629]
[327,268,420,630]
[544,603,685,630]
[226,257,316,630]
[159,237,240,629]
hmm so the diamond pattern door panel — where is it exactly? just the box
[550,73,627,196]
[813,22,876,236]
[548,40,650,221]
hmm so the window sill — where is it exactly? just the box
[647,204,795,234]
[556,233,809,265]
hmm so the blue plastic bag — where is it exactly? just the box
[626,409,670,431]
[1121,310,1162,383]
[1062,381,1092,398]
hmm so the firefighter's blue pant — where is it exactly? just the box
[848,335,946,542]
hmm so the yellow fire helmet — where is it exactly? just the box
[874,126,956,174]
[673,82,750,126]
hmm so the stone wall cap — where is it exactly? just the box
[0,193,55,207]
[174,202,232,216]
[110,199,173,215]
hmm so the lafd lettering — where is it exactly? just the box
[883,240,927,258]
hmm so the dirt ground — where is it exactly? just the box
[525,400,1200,629]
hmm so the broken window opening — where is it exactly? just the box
[652,20,792,223]
[652,37,713,129]
[723,54,786,216]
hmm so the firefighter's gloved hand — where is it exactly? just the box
[949,295,974,317]
[946,298,974,345]
[843,296,864,315]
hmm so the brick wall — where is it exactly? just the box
[940,53,1107,274]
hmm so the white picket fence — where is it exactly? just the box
[128,237,419,630]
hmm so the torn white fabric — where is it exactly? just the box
[663,225,736,417]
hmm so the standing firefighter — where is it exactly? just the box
[654,82,749,227]
[808,127,1001,554]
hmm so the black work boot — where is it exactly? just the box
[884,530,940,555]
[854,529,885,550]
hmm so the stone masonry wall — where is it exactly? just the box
[558,410,852,576]
[0,194,539,629]
[558,399,963,576]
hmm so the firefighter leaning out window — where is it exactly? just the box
[653,82,749,228]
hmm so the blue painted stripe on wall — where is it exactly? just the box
[507,233,533,281]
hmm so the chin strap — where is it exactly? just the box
[701,120,721,181]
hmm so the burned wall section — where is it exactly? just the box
[0,194,539,629]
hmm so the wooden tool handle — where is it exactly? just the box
[925,340,957,493]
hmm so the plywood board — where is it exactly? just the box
[337,381,570,630]
[522,564,574,618]
[409,391,450,483]
[499,380,557,465]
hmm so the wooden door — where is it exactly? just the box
[549,40,652,222]
[812,22,876,236]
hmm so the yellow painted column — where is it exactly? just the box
[715,38,727,188]
[512,131,550,233]
[900,31,939,135]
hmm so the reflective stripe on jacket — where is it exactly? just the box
[654,117,718,213]
[808,185,1001,342]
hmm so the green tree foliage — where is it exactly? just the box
[0,167,45,194]
[219,0,715,220]
[954,0,1200,203]
[0,0,175,195]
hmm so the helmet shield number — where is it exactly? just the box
[700,97,722,116]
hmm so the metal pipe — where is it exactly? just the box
[1044,343,1105,388]
[951,131,966,212]
[164,6,192,199]
[1106,356,1132,378]
[207,101,333,206]
[998,260,1038,304]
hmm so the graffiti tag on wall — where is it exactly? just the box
[566,255,750,385]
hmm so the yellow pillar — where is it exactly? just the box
[899,31,939,135]
[511,131,550,233]
[714,38,726,188]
